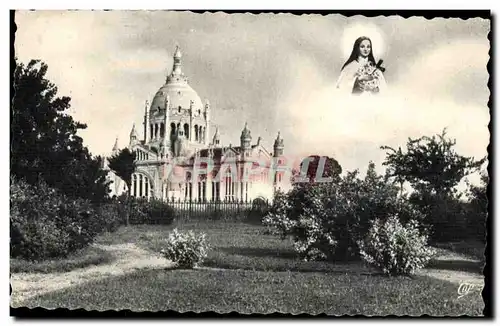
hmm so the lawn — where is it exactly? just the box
[12,221,485,316]
[10,245,114,274]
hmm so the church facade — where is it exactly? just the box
[106,47,289,202]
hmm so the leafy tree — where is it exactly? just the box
[107,148,136,225]
[11,58,110,202]
[468,170,489,213]
[381,129,485,196]
[380,129,486,242]
[295,155,342,184]
[107,148,136,195]
[465,170,488,242]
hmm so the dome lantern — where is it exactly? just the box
[172,46,183,76]
[150,47,203,118]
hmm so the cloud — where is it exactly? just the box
[395,39,490,106]
[14,11,490,177]
[277,45,489,180]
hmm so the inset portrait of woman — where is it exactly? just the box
[336,36,387,95]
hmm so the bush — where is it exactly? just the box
[358,215,435,276]
[95,202,125,233]
[264,185,338,261]
[263,163,423,262]
[117,195,175,225]
[145,198,176,224]
[10,177,99,260]
[160,229,209,268]
[263,190,294,237]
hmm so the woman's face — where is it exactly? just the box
[358,40,371,57]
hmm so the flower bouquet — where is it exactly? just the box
[355,60,386,94]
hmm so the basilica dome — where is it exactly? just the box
[150,82,203,113]
[150,46,203,113]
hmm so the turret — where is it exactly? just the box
[212,127,220,147]
[240,122,252,150]
[112,137,119,155]
[129,123,139,147]
[273,131,284,157]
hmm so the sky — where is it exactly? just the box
[14,10,490,182]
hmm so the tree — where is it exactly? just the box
[11,58,110,203]
[107,148,136,195]
[380,129,485,196]
[295,155,342,184]
[107,148,136,225]
[380,129,486,242]
[468,170,488,213]
[465,169,488,242]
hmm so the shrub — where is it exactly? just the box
[10,177,99,260]
[117,195,175,225]
[160,229,209,268]
[264,185,338,261]
[358,215,435,276]
[263,164,422,262]
[145,198,176,224]
[95,202,125,233]
[262,190,294,238]
[246,197,270,224]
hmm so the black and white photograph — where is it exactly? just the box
[9,10,490,317]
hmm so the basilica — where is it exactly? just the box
[106,47,289,202]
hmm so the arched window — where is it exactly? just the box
[139,174,143,197]
[171,122,176,136]
[160,123,165,138]
[132,174,137,197]
[183,123,189,139]
[150,124,153,140]
[225,170,234,201]
[194,125,199,141]
[178,106,181,113]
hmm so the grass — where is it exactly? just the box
[10,246,114,274]
[433,241,486,262]
[20,267,484,315]
[16,220,485,316]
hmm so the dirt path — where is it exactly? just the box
[416,250,485,289]
[10,243,173,307]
